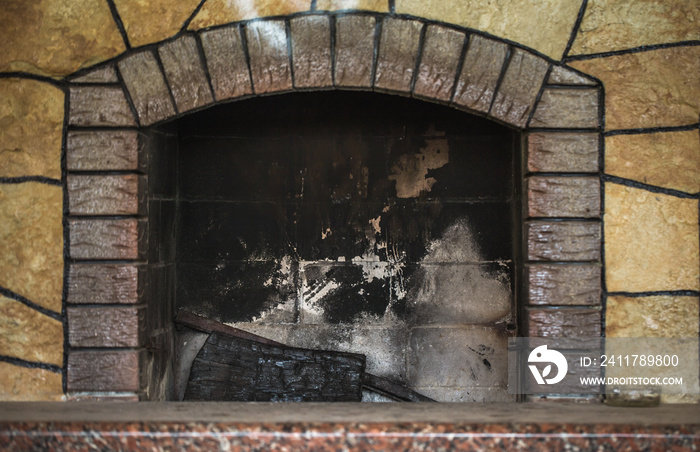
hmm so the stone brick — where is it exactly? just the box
[0,183,63,312]
[67,264,145,305]
[570,46,700,130]
[68,86,137,127]
[526,264,601,306]
[71,65,119,83]
[606,295,699,338]
[245,20,293,94]
[0,0,124,77]
[334,15,376,88]
[527,176,600,218]
[0,79,63,179]
[527,132,599,173]
[68,306,145,348]
[158,35,213,113]
[66,131,145,172]
[189,0,309,30]
[395,0,581,60]
[530,88,600,129]
[605,183,699,292]
[490,49,549,128]
[118,50,176,126]
[527,221,601,262]
[569,0,700,55]
[528,308,601,337]
[0,296,63,366]
[605,130,700,194]
[316,0,388,11]
[113,0,202,47]
[69,219,146,261]
[452,35,508,114]
[200,26,253,100]
[290,15,332,88]
[68,350,146,392]
[0,362,63,401]
[67,175,146,216]
[413,25,465,101]
[408,327,509,389]
[548,66,597,86]
[374,18,423,93]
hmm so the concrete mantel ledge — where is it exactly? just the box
[0,402,698,449]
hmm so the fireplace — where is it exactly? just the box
[63,14,602,402]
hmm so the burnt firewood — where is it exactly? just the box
[184,332,365,402]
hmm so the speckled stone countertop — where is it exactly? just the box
[0,402,698,450]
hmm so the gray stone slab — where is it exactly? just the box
[67,263,145,305]
[530,88,600,128]
[68,174,146,216]
[290,15,332,88]
[490,48,549,128]
[526,221,601,262]
[118,50,176,126]
[527,132,599,173]
[548,66,597,86]
[528,308,601,337]
[334,15,376,88]
[374,18,423,93]
[69,86,137,126]
[527,176,600,218]
[526,263,601,306]
[200,25,253,100]
[69,218,146,260]
[245,20,293,94]
[413,25,465,101]
[452,34,508,113]
[66,130,145,172]
[71,65,119,83]
[158,35,213,112]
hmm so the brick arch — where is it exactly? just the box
[64,13,603,399]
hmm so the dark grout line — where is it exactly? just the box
[0,286,63,322]
[561,0,589,61]
[564,40,700,62]
[487,45,512,117]
[0,355,63,374]
[104,0,132,50]
[604,123,699,136]
[0,176,61,186]
[606,290,700,298]
[409,23,428,94]
[181,0,209,32]
[525,65,553,128]
[193,32,218,102]
[603,174,699,199]
[448,33,469,104]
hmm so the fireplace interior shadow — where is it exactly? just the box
[147,91,520,402]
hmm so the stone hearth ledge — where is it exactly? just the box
[0,403,697,450]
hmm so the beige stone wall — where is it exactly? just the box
[0,0,697,402]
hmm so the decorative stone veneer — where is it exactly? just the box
[0,0,698,403]
[59,13,603,400]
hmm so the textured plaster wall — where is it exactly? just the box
[0,0,698,401]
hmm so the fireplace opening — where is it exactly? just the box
[145,90,520,402]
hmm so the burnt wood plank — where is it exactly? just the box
[184,332,365,402]
[67,264,145,304]
[361,373,436,402]
[68,306,146,347]
[175,309,283,346]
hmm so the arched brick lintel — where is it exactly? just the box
[68,13,602,131]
